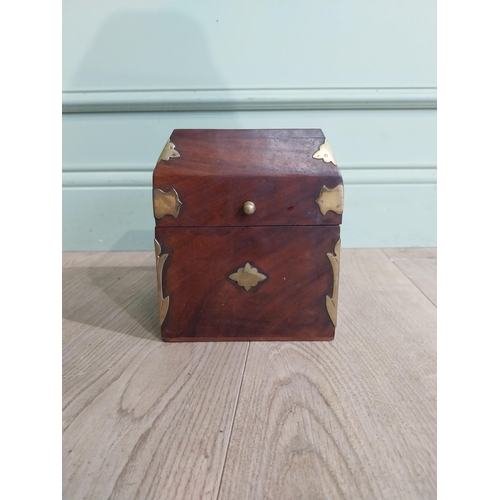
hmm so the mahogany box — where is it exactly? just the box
[152,129,343,342]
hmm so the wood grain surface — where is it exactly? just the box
[153,129,343,228]
[62,248,436,500]
[218,249,436,500]
[383,248,437,305]
[62,252,249,499]
[155,226,340,341]
[381,248,437,260]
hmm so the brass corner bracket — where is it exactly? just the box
[315,184,344,216]
[158,140,180,162]
[313,139,337,166]
[153,187,183,219]
[154,239,170,326]
[326,239,341,328]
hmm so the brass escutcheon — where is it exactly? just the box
[229,263,267,291]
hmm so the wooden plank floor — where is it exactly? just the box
[63,249,437,500]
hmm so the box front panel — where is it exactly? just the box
[153,173,343,228]
[155,226,341,341]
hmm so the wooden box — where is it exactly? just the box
[153,129,343,341]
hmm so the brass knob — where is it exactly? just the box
[242,201,256,215]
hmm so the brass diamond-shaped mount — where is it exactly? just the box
[153,187,183,219]
[229,263,267,291]
[313,139,337,165]
[158,140,180,162]
[315,184,344,216]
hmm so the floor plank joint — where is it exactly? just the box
[63,248,437,500]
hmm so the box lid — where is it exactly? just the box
[153,129,343,227]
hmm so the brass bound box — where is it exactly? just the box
[152,129,344,341]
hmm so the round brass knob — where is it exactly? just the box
[242,201,256,215]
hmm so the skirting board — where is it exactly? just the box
[62,184,436,251]
[62,88,437,113]
[62,108,436,250]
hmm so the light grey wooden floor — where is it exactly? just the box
[62,248,437,500]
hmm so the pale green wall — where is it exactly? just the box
[63,0,436,250]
